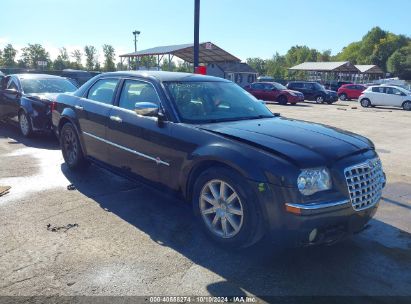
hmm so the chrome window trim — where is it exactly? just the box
[82,131,170,167]
[285,200,350,210]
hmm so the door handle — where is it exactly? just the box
[74,105,83,111]
[110,116,122,123]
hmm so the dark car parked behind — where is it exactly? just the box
[286,81,337,104]
[0,74,77,137]
[52,71,385,249]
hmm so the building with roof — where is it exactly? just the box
[119,42,257,86]
[288,61,384,83]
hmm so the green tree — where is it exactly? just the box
[71,49,83,69]
[246,57,267,75]
[53,47,71,70]
[336,42,361,63]
[102,44,116,71]
[176,61,192,73]
[2,44,17,67]
[265,52,287,79]
[161,58,176,71]
[84,45,97,71]
[387,44,411,79]
[21,44,50,69]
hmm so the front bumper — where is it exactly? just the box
[288,94,305,103]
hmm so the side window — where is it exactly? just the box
[386,87,402,95]
[263,84,273,91]
[347,85,356,90]
[118,80,161,111]
[87,78,119,105]
[372,87,385,93]
[1,76,10,90]
[251,83,264,90]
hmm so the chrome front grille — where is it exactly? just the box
[344,158,385,211]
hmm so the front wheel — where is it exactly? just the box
[60,122,88,170]
[193,167,263,248]
[403,101,411,111]
[360,98,371,108]
[339,93,347,101]
[19,111,33,137]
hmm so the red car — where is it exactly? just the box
[337,84,366,101]
[245,82,305,105]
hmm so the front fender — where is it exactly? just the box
[179,143,271,201]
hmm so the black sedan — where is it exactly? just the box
[0,74,77,137]
[52,71,386,248]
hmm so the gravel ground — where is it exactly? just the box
[0,100,410,303]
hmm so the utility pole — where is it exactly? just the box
[133,30,141,70]
[193,0,200,73]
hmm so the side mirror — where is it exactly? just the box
[134,102,159,117]
[4,89,21,98]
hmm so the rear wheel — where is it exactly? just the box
[360,98,371,108]
[339,93,347,101]
[60,122,88,170]
[19,111,32,137]
[315,95,324,104]
[403,101,411,111]
[277,95,288,105]
[193,167,263,248]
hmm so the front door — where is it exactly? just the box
[107,79,171,185]
[385,87,405,107]
[76,77,120,163]
[0,77,21,119]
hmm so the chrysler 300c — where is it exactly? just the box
[52,71,386,248]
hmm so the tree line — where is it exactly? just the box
[0,43,192,73]
[246,27,411,80]
[0,43,117,72]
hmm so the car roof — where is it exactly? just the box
[100,71,230,82]
[11,73,68,80]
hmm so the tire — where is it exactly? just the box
[315,95,324,104]
[339,93,347,101]
[360,98,371,108]
[403,101,411,111]
[277,95,288,105]
[19,111,33,137]
[60,122,88,170]
[192,166,264,248]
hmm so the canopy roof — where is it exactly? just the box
[355,65,384,74]
[289,61,360,73]
[119,42,241,63]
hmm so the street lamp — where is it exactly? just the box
[133,30,141,70]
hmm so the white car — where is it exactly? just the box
[359,85,411,111]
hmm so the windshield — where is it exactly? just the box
[165,81,274,123]
[273,82,287,90]
[21,78,77,94]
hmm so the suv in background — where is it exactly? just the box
[287,81,337,104]
[245,82,304,105]
[324,81,352,92]
[359,85,411,110]
[338,84,367,101]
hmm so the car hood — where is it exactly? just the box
[198,117,373,167]
[285,89,303,95]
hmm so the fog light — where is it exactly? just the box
[309,229,318,243]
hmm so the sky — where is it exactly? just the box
[1,0,411,63]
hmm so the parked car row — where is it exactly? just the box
[0,71,388,249]
[244,82,304,105]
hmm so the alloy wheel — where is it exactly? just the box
[339,94,347,101]
[316,96,324,103]
[403,101,411,111]
[19,112,30,136]
[63,127,78,166]
[199,179,244,239]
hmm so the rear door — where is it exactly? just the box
[354,85,366,99]
[76,77,120,163]
[370,87,386,105]
[249,83,265,99]
[107,78,171,185]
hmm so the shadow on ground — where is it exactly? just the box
[0,121,59,150]
[61,163,411,300]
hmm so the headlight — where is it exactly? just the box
[297,168,332,196]
[289,92,297,96]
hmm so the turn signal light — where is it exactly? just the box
[286,205,301,215]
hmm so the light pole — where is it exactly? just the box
[133,30,141,70]
[194,0,200,73]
